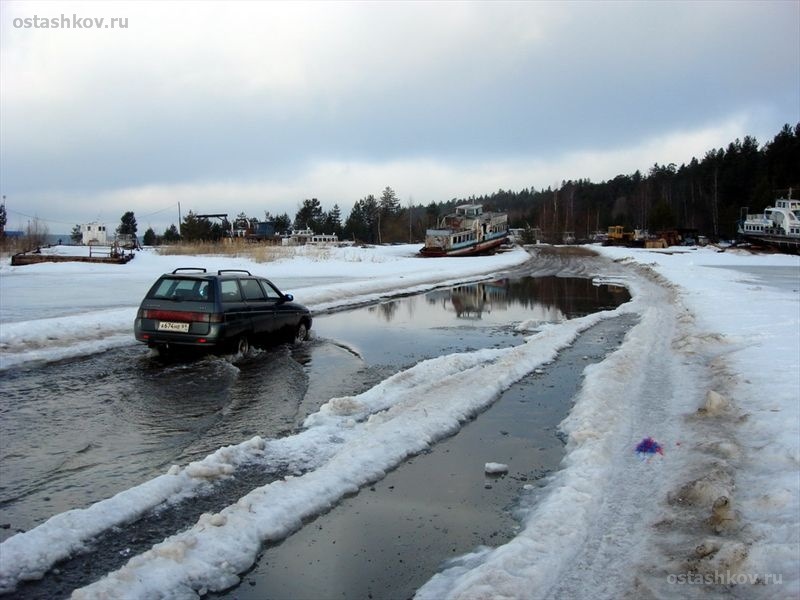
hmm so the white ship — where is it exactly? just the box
[420,204,508,257]
[739,193,800,253]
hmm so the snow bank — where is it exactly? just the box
[0,437,268,593]
[600,246,799,598]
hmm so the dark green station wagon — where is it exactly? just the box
[134,268,312,356]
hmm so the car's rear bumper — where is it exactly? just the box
[134,320,228,348]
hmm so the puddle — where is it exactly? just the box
[311,276,629,366]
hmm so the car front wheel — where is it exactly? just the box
[293,322,308,345]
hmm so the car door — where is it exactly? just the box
[240,278,276,339]
[262,279,295,335]
[219,279,250,341]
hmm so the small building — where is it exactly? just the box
[248,221,278,242]
[81,222,108,245]
[282,228,339,246]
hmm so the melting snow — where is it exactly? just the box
[0,243,797,599]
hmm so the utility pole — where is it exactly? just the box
[712,168,719,240]
[408,195,413,243]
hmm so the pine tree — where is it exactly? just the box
[162,224,181,243]
[143,227,157,246]
[117,211,137,235]
[294,198,324,231]
[325,204,342,235]
[380,186,400,215]
[274,213,292,234]
[344,195,379,243]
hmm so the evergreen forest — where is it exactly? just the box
[142,122,799,245]
[434,122,800,243]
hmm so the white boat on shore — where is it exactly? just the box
[420,204,509,257]
[738,194,800,253]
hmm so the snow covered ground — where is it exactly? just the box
[0,243,797,598]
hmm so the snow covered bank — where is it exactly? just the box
[594,246,800,599]
[418,246,799,599]
[0,244,530,370]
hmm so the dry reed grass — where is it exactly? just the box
[155,241,335,263]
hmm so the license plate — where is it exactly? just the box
[157,321,190,333]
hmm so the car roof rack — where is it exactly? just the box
[217,269,252,276]
[172,267,207,273]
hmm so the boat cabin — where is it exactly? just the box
[81,222,108,245]
[741,197,800,238]
[455,205,484,218]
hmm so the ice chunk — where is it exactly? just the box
[484,462,509,474]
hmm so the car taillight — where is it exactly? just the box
[141,309,223,323]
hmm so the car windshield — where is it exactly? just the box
[149,277,213,302]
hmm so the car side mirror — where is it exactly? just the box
[283,293,294,302]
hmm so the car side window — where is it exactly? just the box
[220,280,242,302]
[260,280,283,300]
[241,279,267,301]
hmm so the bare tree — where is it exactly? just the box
[25,217,49,251]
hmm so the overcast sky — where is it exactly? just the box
[1,0,798,234]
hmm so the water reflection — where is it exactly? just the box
[449,282,494,318]
[315,276,630,368]
[363,277,629,324]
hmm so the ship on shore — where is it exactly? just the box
[739,193,800,253]
[420,204,509,257]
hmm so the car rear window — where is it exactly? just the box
[149,277,213,302]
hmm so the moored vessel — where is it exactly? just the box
[420,204,508,257]
[739,193,800,253]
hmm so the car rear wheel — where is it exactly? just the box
[293,322,308,345]
[150,344,170,359]
[235,336,250,357]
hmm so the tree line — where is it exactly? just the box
[97,122,798,246]
[447,122,799,242]
[129,186,412,245]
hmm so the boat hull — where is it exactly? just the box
[419,235,507,257]
[738,232,800,254]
